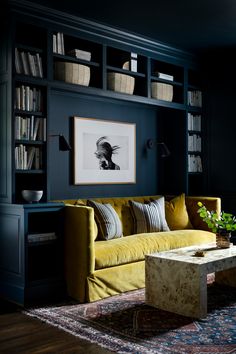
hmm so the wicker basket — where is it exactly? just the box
[54,61,90,86]
[216,232,231,248]
[107,72,135,95]
[151,82,173,102]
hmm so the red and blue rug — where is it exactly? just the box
[24,283,236,353]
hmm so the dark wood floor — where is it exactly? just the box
[0,299,112,353]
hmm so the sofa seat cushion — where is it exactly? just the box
[94,229,215,270]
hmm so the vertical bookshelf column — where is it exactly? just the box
[187,69,203,195]
[13,22,48,203]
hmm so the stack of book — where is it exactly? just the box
[187,113,201,131]
[67,49,91,61]
[156,72,174,81]
[15,116,46,141]
[188,155,202,172]
[15,144,42,170]
[28,232,57,243]
[15,85,42,112]
[188,133,201,152]
[15,48,43,78]
[188,90,202,107]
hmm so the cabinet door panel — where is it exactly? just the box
[0,213,22,274]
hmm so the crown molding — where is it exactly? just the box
[8,0,196,65]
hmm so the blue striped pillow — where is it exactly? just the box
[129,197,170,234]
[87,200,123,240]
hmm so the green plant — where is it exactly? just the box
[197,202,236,233]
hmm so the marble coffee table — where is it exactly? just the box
[145,243,236,318]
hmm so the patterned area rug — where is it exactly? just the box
[24,283,236,354]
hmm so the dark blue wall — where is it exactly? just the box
[48,90,159,199]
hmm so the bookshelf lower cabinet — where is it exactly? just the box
[0,202,65,306]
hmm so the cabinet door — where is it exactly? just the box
[0,205,25,304]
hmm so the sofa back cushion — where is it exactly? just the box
[87,200,123,240]
[129,197,170,233]
[165,193,193,230]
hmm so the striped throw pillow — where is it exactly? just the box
[87,200,123,240]
[129,197,170,234]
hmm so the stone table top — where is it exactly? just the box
[147,242,236,266]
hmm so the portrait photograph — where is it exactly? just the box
[73,117,136,184]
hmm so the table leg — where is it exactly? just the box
[215,267,236,287]
[145,257,207,318]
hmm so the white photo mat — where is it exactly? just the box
[73,117,136,184]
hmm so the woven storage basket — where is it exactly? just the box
[107,72,135,94]
[54,62,90,86]
[151,82,173,102]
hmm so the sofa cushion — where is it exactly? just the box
[87,200,123,240]
[94,229,215,269]
[165,193,193,230]
[129,197,169,234]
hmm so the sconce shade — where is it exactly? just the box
[146,139,170,157]
[50,134,71,151]
[159,142,170,157]
[59,134,71,151]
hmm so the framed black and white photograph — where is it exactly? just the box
[73,117,136,184]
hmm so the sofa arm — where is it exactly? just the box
[64,205,95,302]
[186,196,221,231]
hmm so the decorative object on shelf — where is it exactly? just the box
[73,117,136,185]
[151,82,173,102]
[49,134,71,151]
[197,202,236,248]
[54,61,90,86]
[194,250,206,257]
[21,190,43,203]
[107,72,135,95]
[146,140,170,157]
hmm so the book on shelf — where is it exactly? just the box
[20,51,30,75]
[53,34,57,53]
[68,48,91,61]
[130,52,137,72]
[156,72,174,81]
[36,53,43,78]
[27,146,36,169]
[188,90,202,107]
[27,52,36,76]
[15,48,22,74]
[28,232,57,243]
[54,32,65,55]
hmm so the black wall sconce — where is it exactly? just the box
[50,134,71,151]
[146,139,170,157]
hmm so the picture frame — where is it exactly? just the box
[73,117,136,185]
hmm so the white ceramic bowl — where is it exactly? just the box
[22,190,43,203]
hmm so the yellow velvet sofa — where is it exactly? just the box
[62,194,220,303]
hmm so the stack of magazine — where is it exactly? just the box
[28,232,57,243]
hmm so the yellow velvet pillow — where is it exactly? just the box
[165,193,193,230]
